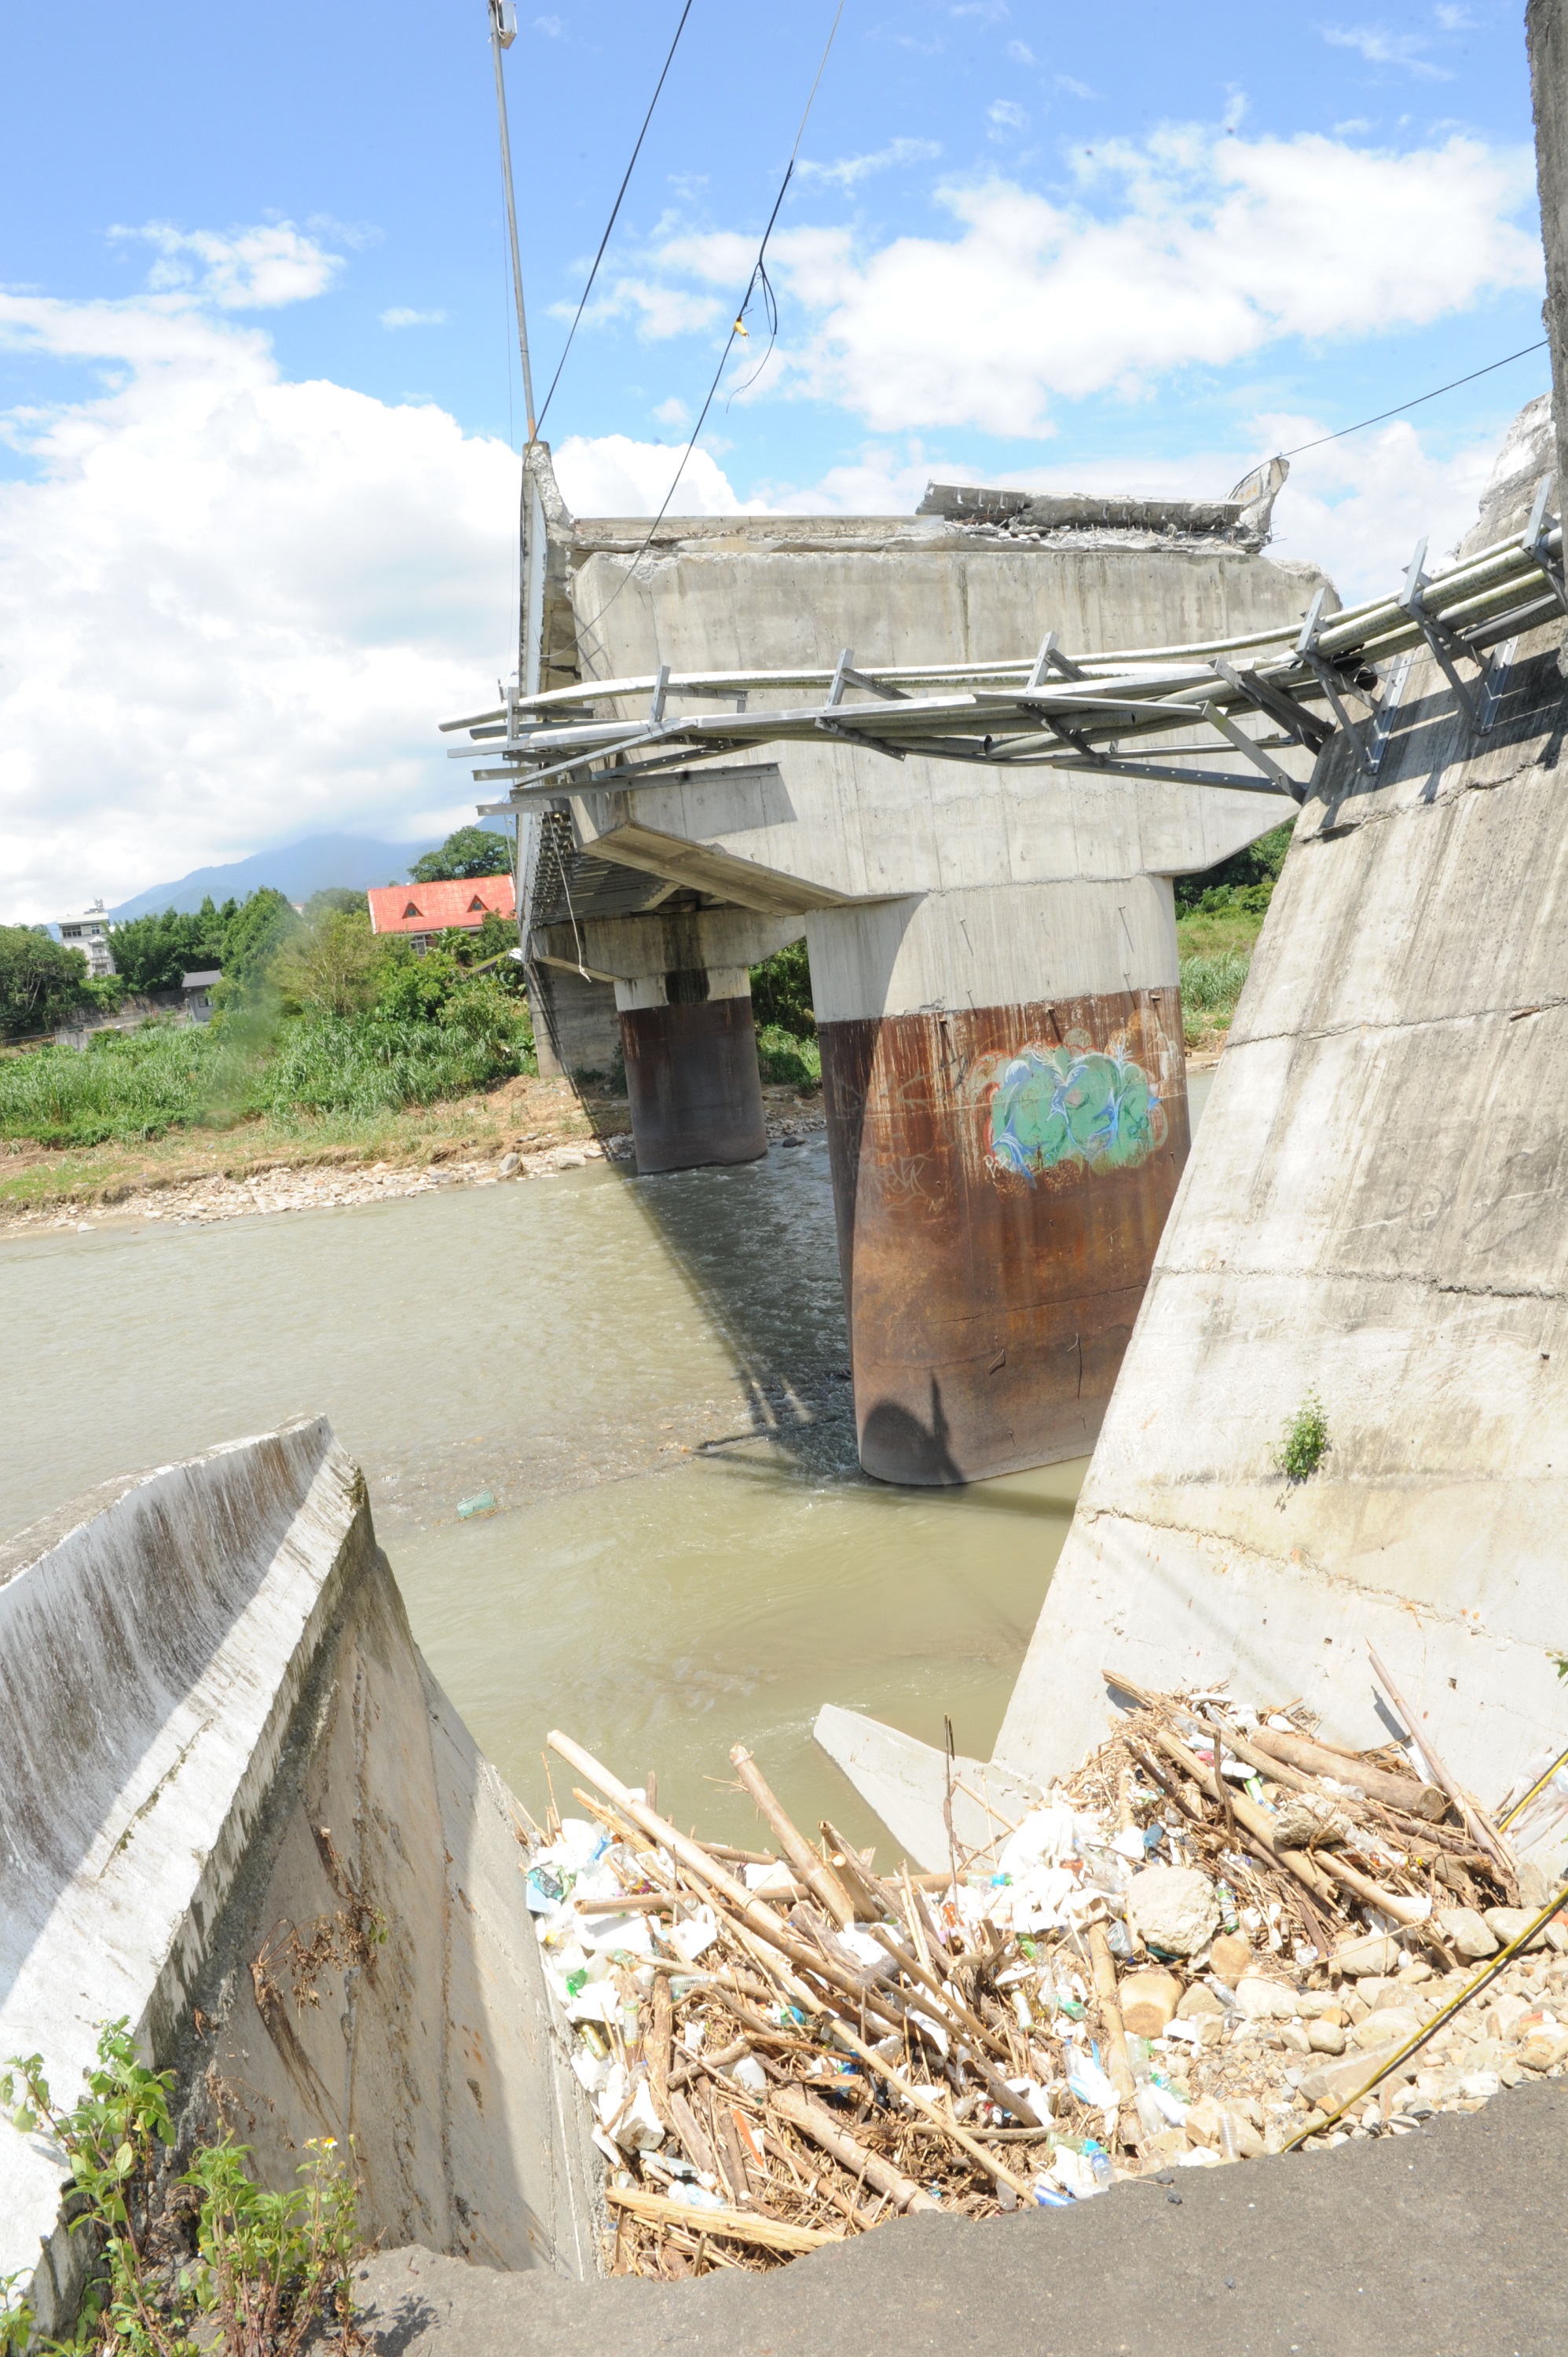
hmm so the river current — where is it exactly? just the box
[2,1074,1211,1849]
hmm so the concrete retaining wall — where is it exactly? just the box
[994,603,1568,1831]
[0,1422,598,2337]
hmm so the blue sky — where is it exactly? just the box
[0,0,1552,912]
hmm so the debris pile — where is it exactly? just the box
[522,1693,1567,2278]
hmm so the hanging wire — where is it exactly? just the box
[530,0,697,449]
[1281,339,1549,457]
[582,0,847,636]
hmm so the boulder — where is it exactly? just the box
[1516,2027,1568,2073]
[1435,1908,1497,1960]
[1117,1969,1182,2037]
[1175,1983,1225,2019]
[1306,2020,1346,2055]
[1127,1865,1221,1958]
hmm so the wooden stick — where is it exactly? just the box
[771,2084,943,2214]
[649,1973,673,2116]
[1086,1923,1138,2117]
[1365,1647,1515,1875]
[731,1746,857,1928]
[821,2020,1037,2201]
[604,2184,842,2253]
[548,1732,907,2034]
[1247,1726,1447,1821]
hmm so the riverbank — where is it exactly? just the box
[0,1072,827,1230]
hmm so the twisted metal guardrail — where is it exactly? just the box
[442,482,1568,812]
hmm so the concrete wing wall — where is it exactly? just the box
[0,1423,598,2337]
[995,618,1568,1830]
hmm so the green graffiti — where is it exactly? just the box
[985,1046,1166,1180]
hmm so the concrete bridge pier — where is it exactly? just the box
[808,879,1190,1485]
[535,907,800,1175]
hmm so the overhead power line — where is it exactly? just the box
[584,0,847,632]
[1282,339,1549,457]
[531,0,697,447]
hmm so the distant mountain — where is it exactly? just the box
[107,827,512,920]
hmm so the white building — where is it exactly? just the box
[57,901,116,979]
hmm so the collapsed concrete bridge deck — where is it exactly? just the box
[452,468,1335,1482]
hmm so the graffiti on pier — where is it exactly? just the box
[976,1041,1167,1183]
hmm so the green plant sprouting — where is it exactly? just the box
[2,2021,360,2356]
[1275,1390,1330,1483]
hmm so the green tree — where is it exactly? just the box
[221,888,300,985]
[271,908,378,1017]
[1174,820,1293,915]
[0,926,91,1037]
[304,886,367,918]
[408,825,515,883]
[750,938,815,1037]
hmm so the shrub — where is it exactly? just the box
[0,928,92,1039]
[755,1023,820,1087]
[2,2020,360,2356]
[1275,1391,1330,1483]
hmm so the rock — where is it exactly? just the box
[1459,2070,1500,2100]
[1517,1862,1549,1909]
[1207,1934,1253,1985]
[1484,1993,1530,2042]
[497,1152,521,1177]
[1269,1794,1354,1849]
[1333,1932,1404,1978]
[1516,2028,1568,2073]
[1307,2020,1346,2055]
[1280,2022,1313,2055]
[1299,2041,1420,2112]
[1234,1977,1297,2022]
[1184,2098,1264,2160]
[1175,1983,1225,2019]
[1353,2007,1419,2048]
[1434,1906,1497,1959]
[1486,1906,1566,1954]
[1118,1970,1183,2036]
[1127,1866,1221,1958]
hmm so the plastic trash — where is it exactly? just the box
[1064,2044,1120,2110]
[729,2055,768,2097]
[668,2179,726,2213]
[456,1491,496,1519]
[669,1905,719,1964]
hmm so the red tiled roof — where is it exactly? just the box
[365,875,515,935]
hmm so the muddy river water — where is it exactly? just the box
[2,1074,1211,1850]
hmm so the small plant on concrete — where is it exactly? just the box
[1274,1390,1330,1483]
[2,2021,361,2355]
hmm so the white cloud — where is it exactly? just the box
[797,137,943,189]
[1055,74,1097,99]
[534,14,563,35]
[652,395,691,427]
[551,432,760,519]
[0,288,519,919]
[566,276,725,339]
[988,100,1030,136]
[1006,39,1036,66]
[1321,24,1453,79]
[380,306,447,329]
[108,220,344,310]
[750,127,1538,435]
[1434,4,1476,27]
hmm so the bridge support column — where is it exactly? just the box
[808,882,1190,1486]
[535,908,801,1176]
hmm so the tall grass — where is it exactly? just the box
[259,1014,528,1118]
[0,1024,251,1146]
[1180,948,1252,1044]
[755,1023,821,1087]
[0,1008,534,1148]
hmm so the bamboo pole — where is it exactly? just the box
[730,1745,857,1927]
[604,2184,841,2253]
[771,2084,943,2215]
